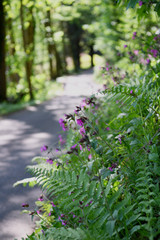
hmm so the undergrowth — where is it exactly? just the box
[14,59,160,239]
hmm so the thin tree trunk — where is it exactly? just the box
[89,44,94,68]
[67,22,82,72]
[20,0,35,100]
[45,9,63,80]
[7,17,20,83]
[0,0,7,102]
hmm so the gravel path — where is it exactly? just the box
[0,69,101,240]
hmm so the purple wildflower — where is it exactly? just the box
[48,212,51,216]
[106,67,109,71]
[88,154,92,160]
[59,118,68,131]
[150,49,158,58]
[80,126,85,137]
[139,1,143,6]
[40,145,48,152]
[134,50,139,55]
[59,135,65,145]
[124,44,127,48]
[79,144,83,151]
[71,144,77,149]
[130,90,133,94]
[77,119,84,126]
[51,202,56,207]
[106,127,110,131]
[38,195,44,202]
[56,148,60,152]
[108,167,113,171]
[22,203,29,207]
[118,137,122,144]
[73,214,76,218]
[146,58,150,64]
[62,221,67,226]
[46,158,53,164]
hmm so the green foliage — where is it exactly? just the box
[16,60,160,239]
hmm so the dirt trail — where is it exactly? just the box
[0,69,101,240]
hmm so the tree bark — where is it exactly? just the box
[0,0,7,102]
[20,0,35,100]
[45,9,63,80]
[89,44,94,68]
[67,22,82,72]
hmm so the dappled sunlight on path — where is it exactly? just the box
[0,69,101,240]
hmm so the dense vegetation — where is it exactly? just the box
[13,0,160,239]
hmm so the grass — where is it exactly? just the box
[0,81,63,116]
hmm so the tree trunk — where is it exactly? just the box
[89,45,94,68]
[20,0,35,100]
[45,9,63,80]
[67,22,82,72]
[0,1,7,102]
[7,16,20,84]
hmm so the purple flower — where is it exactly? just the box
[106,67,109,71]
[41,230,45,235]
[59,118,68,131]
[62,221,67,226]
[51,202,56,207]
[133,32,137,37]
[134,50,139,55]
[146,58,150,64]
[130,90,133,94]
[77,119,84,126]
[80,126,85,136]
[106,127,110,131]
[118,137,122,144]
[88,154,92,160]
[46,158,53,164]
[38,195,44,201]
[139,1,143,6]
[108,167,113,172]
[112,163,117,168]
[59,135,65,145]
[73,214,76,218]
[40,145,48,152]
[71,144,77,149]
[124,44,127,48]
[79,144,83,151]
[48,212,51,216]
[150,49,158,58]
[56,148,60,152]
[22,203,29,207]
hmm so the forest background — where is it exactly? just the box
[0,0,159,114]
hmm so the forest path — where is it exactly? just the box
[0,69,101,240]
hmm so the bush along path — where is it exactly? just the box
[0,69,101,240]
[16,54,160,239]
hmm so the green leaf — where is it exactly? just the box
[106,220,116,237]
